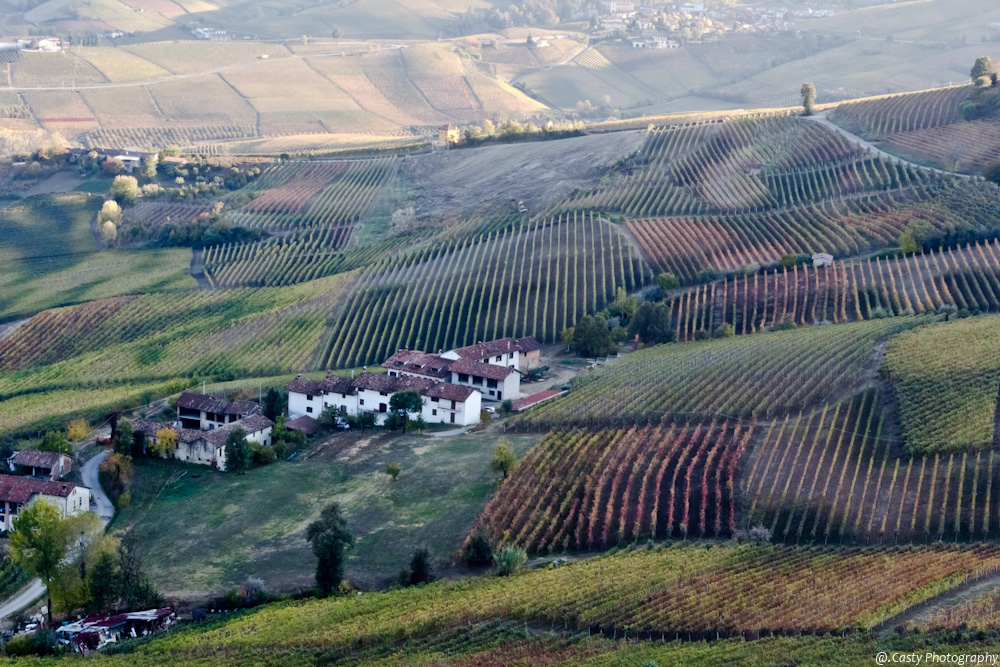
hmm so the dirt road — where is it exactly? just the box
[804,112,973,180]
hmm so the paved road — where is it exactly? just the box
[803,111,974,180]
[0,450,114,622]
[82,450,115,525]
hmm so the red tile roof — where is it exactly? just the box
[448,358,515,380]
[383,350,452,379]
[0,474,79,504]
[9,450,66,470]
[426,382,477,402]
[176,393,230,414]
[449,338,521,361]
[512,389,564,413]
[352,372,434,394]
[285,415,318,435]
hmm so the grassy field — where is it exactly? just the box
[114,430,541,597]
[0,192,195,319]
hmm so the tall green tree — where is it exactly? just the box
[407,548,433,586]
[114,419,134,456]
[10,502,85,625]
[628,302,676,346]
[262,388,283,421]
[38,431,71,455]
[801,82,816,116]
[571,314,614,357]
[109,175,140,204]
[224,428,251,474]
[389,390,423,428]
[306,503,354,597]
[971,56,993,82]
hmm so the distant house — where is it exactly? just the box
[0,475,90,531]
[438,124,461,145]
[133,414,273,472]
[191,27,230,41]
[287,372,481,427]
[812,252,834,267]
[175,393,261,430]
[602,0,635,13]
[8,450,71,480]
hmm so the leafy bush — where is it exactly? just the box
[463,530,494,567]
[495,546,527,576]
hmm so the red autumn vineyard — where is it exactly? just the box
[663,238,1000,341]
[468,422,754,554]
[626,179,997,285]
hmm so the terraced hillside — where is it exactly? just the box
[830,86,1000,175]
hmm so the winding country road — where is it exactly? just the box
[0,450,114,621]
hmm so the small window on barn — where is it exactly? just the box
[306,394,313,400]
[306,406,313,413]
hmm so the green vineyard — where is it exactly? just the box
[883,315,1000,454]
[317,212,650,368]
[203,158,399,286]
[514,318,929,429]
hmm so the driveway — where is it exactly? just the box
[0,449,114,622]
[81,450,114,525]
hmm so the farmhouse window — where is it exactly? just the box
[495,355,502,361]
[341,393,347,399]
[306,407,313,413]
[458,373,469,383]
[306,394,313,400]
[339,406,347,415]
[380,391,388,397]
[432,409,437,416]
[360,399,365,406]
[487,379,498,388]
[379,403,387,413]
[451,400,457,409]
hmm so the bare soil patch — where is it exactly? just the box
[404,130,645,218]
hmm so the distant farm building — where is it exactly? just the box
[8,450,71,481]
[287,372,481,427]
[438,124,461,145]
[130,393,272,471]
[0,475,90,531]
[812,252,834,267]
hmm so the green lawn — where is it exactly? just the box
[116,429,540,598]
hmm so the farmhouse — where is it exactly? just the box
[438,124,461,145]
[133,401,273,472]
[7,450,71,480]
[175,392,262,430]
[381,337,541,401]
[0,475,90,531]
[287,371,481,426]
